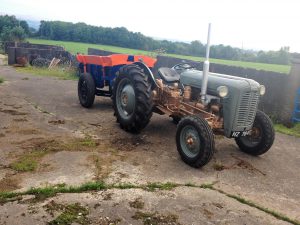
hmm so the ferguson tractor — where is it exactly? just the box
[77,24,275,168]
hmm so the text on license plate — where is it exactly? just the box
[231,130,251,138]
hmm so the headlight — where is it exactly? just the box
[259,85,266,96]
[217,86,228,98]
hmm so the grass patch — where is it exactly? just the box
[129,197,144,209]
[145,182,179,191]
[274,123,300,138]
[132,211,180,225]
[28,38,290,74]
[212,161,226,171]
[10,150,46,172]
[48,203,90,225]
[0,77,4,84]
[16,66,78,80]
[10,157,38,172]
[113,183,137,189]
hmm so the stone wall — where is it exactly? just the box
[4,42,64,54]
[8,47,71,65]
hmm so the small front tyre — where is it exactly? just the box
[235,110,275,155]
[176,116,215,168]
[78,73,95,108]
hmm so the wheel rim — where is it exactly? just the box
[239,123,263,147]
[180,125,201,158]
[116,78,135,120]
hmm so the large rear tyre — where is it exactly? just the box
[235,110,275,155]
[78,73,95,108]
[176,116,215,168]
[113,64,153,133]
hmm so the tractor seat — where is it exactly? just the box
[158,67,180,83]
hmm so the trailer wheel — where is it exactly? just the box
[176,116,215,168]
[235,110,275,155]
[78,73,95,108]
[113,64,153,133]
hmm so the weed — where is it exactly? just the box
[10,150,46,172]
[62,137,99,150]
[213,162,226,171]
[145,182,179,191]
[48,203,89,225]
[199,183,215,189]
[10,157,38,172]
[132,211,180,225]
[184,182,197,187]
[113,183,137,189]
[0,77,4,84]
[129,197,144,209]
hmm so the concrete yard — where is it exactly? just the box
[0,59,299,225]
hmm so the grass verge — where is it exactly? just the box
[16,66,78,80]
[0,181,299,225]
[28,38,291,74]
[274,123,300,138]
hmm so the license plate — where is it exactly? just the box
[230,130,251,138]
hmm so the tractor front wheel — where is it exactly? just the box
[176,116,215,168]
[235,110,275,155]
[113,64,153,133]
[78,73,95,108]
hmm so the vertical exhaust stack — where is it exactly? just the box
[201,23,211,104]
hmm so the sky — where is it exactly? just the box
[1,0,299,52]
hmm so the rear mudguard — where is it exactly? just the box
[133,62,158,90]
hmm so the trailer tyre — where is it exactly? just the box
[113,64,153,133]
[176,116,215,168]
[78,73,95,108]
[235,110,275,155]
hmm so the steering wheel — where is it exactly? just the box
[172,63,195,71]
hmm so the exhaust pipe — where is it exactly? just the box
[201,23,211,104]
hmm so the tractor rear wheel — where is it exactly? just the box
[78,73,95,108]
[176,115,215,168]
[113,64,153,133]
[235,110,275,155]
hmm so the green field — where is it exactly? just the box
[28,38,291,74]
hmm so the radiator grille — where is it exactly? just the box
[236,91,259,127]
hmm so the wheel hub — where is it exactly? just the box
[116,79,136,119]
[121,93,129,106]
[250,127,260,138]
[186,136,195,147]
[180,125,201,158]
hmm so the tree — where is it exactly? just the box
[35,20,291,65]
[0,26,26,42]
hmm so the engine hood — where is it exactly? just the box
[179,69,260,95]
[180,70,260,95]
